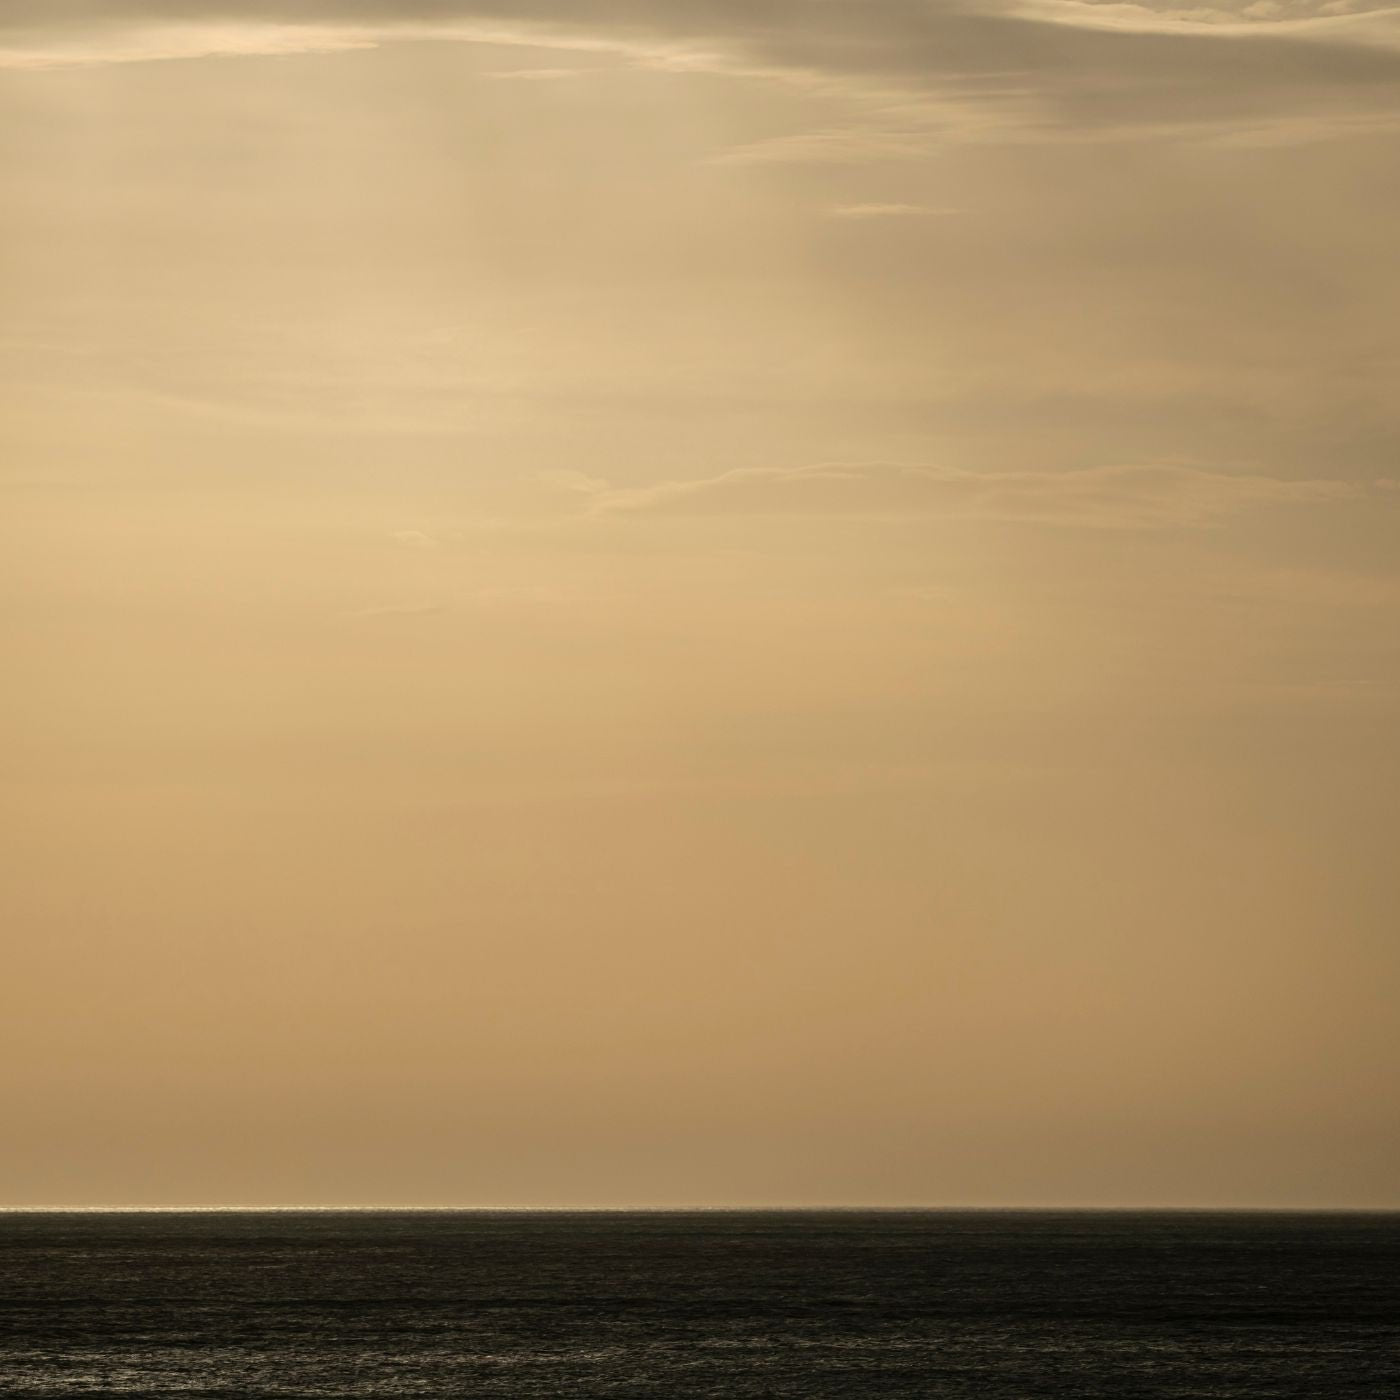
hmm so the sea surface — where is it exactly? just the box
[1,1210,1397,1397]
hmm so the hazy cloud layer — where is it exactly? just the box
[5,0,1400,146]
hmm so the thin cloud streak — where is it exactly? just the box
[587,462,1363,529]
[824,202,963,218]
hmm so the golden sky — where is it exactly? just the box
[3,0,1398,1208]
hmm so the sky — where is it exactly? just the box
[3,0,1398,1209]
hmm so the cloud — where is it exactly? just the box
[482,66,584,79]
[1010,0,1400,39]
[344,600,446,617]
[390,529,440,549]
[0,10,715,74]
[588,461,1362,528]
[537,468,612,498]
[1,0,1399,153]
[0,22,382,69]
[825,202,962,218]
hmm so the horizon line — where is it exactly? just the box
[4,1203,1399,1214]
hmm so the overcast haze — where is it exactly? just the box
[3,0,1399,1208]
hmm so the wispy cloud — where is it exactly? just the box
[0,22,383,70]
[4,1,1399,152]
[390,529,440,550]
[588,461,1363,529]
[0,15,712,74]
[1009,0,1400,41]
[709,127,944,167]
[343,600,446,618]
[482,66,583,79]
[825,202,963,219]
[538,469,611,496]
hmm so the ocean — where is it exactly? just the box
[1,1209,1396,1397]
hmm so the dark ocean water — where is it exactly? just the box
[1,1210,1397,1398]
